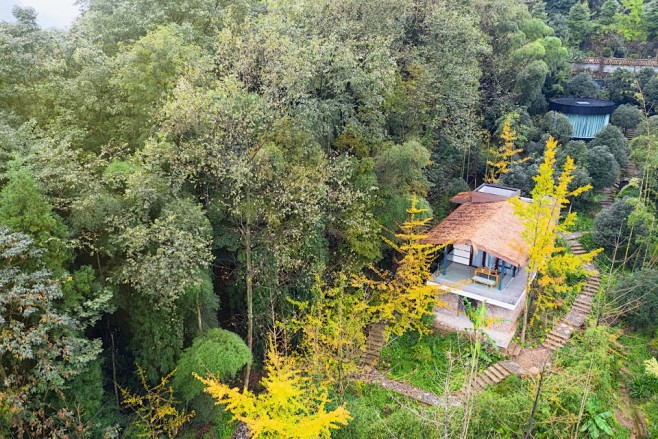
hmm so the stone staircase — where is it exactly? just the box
[361,322,387,367]
[461,362,515,395]
[601,186,615,208]
[541,236,601,352]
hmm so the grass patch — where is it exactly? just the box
[381,331,467,395]
[380,330,502,395]
[571,212,595,232]
[337,384,440,439]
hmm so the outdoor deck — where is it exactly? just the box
[429,261,528,310]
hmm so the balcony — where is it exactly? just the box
[428,261,528,310]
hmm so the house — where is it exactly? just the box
[425,184,531,348]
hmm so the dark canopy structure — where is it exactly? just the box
[548,97,615,140]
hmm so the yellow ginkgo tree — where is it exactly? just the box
[359,195,445,339]
[510,136,601,342]
[485,118,529,184]
[288,274,372,396]
[120,367,195,438]
[195,338,351,439]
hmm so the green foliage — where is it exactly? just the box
[587,145,620,189]
[514,60,550,105]
[115,199,213,310]
[173,329,252,404]
[609,269,658,333]
[566,72,599,98]
[0,228,101,437]
[568,1,594,47]
[629,372,658,399]
[589,124,630,169]
[606,69,637,106]
[611,104,643,130]
[335,386,439,439]
[579,399,615,438]
[0,166,69,270]
[542,111,573,144]
[593,199,635,250]
[615,0,647,42]
[381,331,470,395]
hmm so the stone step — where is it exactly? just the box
[572,303,590,314]
[488,364,508,381]
[542,339,562,351]
[547,331,569,342]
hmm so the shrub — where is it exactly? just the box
[629,373,658,400]
[172,329,252,422]
[592,199,634,252]
[565,72,599,98]
[611,104,643,131]
[558,140,588,168]
[589,125,629,169]
[609,269,658,333]
[542,111,573,144]
[586,146,619,189]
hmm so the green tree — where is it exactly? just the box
[115,199,213,382]
[565,72,599,98]
[514,60,550,105]
[0,166,69,271]
[589,124,629,168]
[542,111,574,144]
[611,104,643,131]
[606,68,637,105]
[646,0,658,40]
[173,329,252,401]
[0,228,101,437]
[110,24,206,149]
[567,2,594,47]
[587,145,620,189]
[598,0,620,27]
[615,0,647,42]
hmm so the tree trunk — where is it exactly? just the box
[243,189,254,391]
[520,283,532,343]
[524,361,547,439]
[196,295,203,333]
[110,331,119,405]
